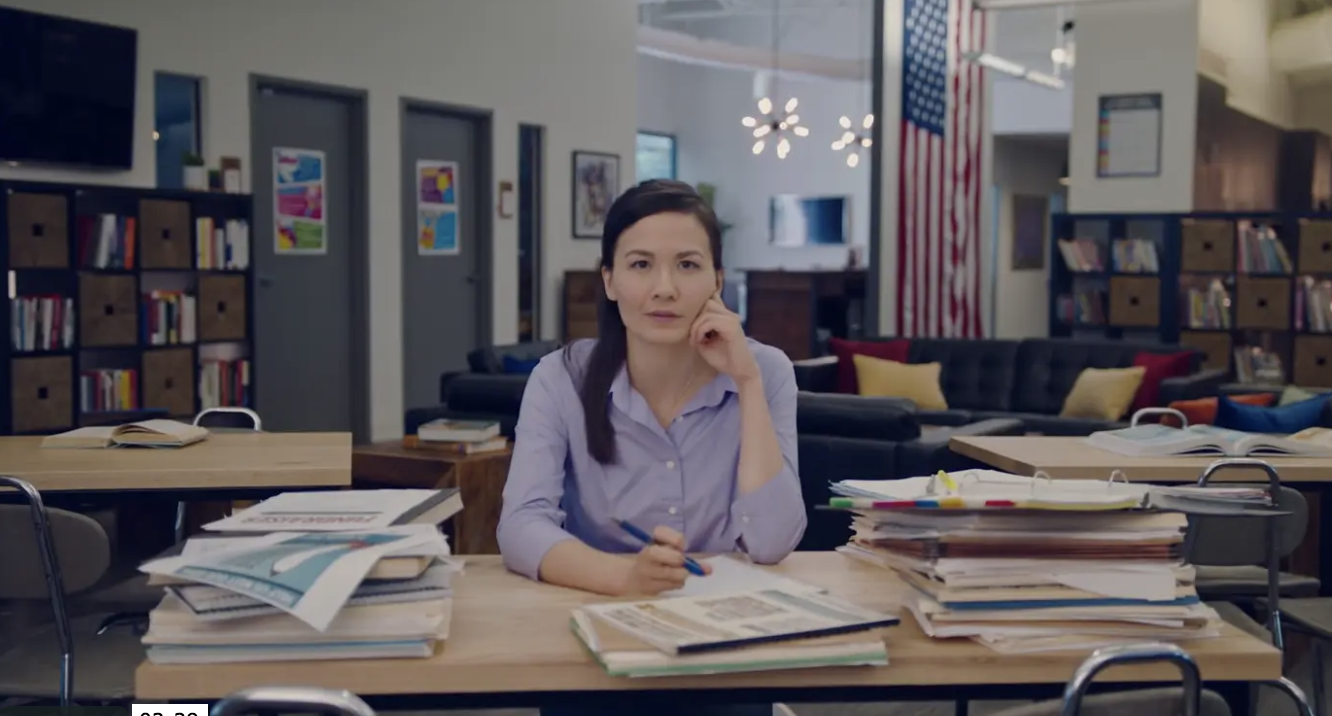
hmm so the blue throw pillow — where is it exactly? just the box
[501,355,540,374]
[1214,393,1329,433]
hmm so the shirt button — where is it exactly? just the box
[669,506,678,515]
[665,460,676,469]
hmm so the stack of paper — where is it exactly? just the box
[572,556,898,677]
[138,525,461,664]
[827,470,1266,654]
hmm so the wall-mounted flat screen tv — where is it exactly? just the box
[770,195,850,247]
[0,7,138,169]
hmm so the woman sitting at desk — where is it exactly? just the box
[497,178,807,599]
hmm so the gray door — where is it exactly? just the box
[251,79,368,438]
[401,103,490,409]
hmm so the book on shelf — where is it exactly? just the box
[1111,238,1159,273]
[141,290,197,345]
[1085,421,1332,457]
[1055,290,1106,325]
[201,488,464,533]
[1182,278,1232,329]
[41,418,209,449]
[1297,276,1332,333]
[418,418,500,443]
[1237,221,1291,274]
[1232,346,1284,385]
[80,368,138,413]
[199,358,251,409]
[1056,238,1104,272]
[76,213,136,269]
[9,295,74,351]
[195,217,251,270]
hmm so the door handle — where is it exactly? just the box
[465,274,476,285]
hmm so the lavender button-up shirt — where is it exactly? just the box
[497,338,807,581]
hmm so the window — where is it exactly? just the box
[154,73,202,189]
[636,131,676,183]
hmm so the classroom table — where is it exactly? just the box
[0,431,352,497]
[133,553,1281,710]
[948,435,1332,483]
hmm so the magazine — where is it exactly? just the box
[139,525,447,631]
[1084,423,1332,458]
[201,488,462,532]
[578,588,898,656]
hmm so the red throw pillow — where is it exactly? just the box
[1131,351,1195,413]
[828,338,911,394]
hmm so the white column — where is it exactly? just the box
[1067,0,1200,213]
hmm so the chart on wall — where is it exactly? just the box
[417,159,460,256]
[274,147,328,255]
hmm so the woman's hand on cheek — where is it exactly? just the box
[691,295,760,383]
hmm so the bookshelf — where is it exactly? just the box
[1,181,255,436]
[1050,211,1332,387]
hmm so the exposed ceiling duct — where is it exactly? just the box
[1270,7,1332,83]
[637,24,868,82]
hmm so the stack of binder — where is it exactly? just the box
[829,470,1267,654]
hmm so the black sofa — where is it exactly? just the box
[436,341,561,403]
[406,373,1024,552]
[795,337,1227,435]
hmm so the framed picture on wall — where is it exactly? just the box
[572,150,619,239]
[1011,194,1048,271]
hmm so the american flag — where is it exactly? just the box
[897,0,985,338]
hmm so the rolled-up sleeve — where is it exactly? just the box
[496,360,576,580]
[731,356,807,563]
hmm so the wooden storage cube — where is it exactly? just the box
[11,356,73,433]
[1108,276,1160,327]
[138,199,191,269]
[142,347,196,418]
[79,273,138,347]
[1179,331,1233,372]
[1181,220,1235,273]
[1294,335,1332,388]
[1299,220,1332,273]
[1235,276,1292,330]
[198,275,248,341]
[7,192,69,268]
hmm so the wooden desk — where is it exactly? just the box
[0,432,351,493]
[134,553,1279,702]
[352,442,510,555]
[950,436,1332,483]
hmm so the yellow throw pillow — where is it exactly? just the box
[852,354,949,410]
[1059,366,1147,420]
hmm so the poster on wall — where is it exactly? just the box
[1096,93,1162,179]
[274,147,327,255]
[417,159,459,256]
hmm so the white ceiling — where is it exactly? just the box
[639,0,862,25]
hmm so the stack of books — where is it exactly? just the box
[828,470,1269,655]
[572,555,898,677]
[137,489,465,664]
[411,418,506,455]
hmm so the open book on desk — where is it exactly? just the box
[1084,423,1332,458]
[40,419,209,448]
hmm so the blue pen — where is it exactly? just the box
[617,519,707,577]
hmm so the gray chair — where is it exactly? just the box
[0,475,142,705]
[211,686,376,716]
[990,641,1313,716]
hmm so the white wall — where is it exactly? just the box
[0,0,638,440]
[1198,0,1294,129]
[638,8,873,272]
[1067,0,1199,212]
[991,137,1066,339]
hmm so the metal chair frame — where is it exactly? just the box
[210,686,376,716]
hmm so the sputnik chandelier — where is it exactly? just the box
[832,114,874,168]
[743,96,808,159]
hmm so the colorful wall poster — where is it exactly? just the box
[274,147,327,254]
[416,159,459,256]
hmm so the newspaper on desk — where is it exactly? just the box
[580,587,898,656]
[139,524,449,631]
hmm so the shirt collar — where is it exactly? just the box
[609,365,738,421]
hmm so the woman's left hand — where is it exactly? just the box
[691,294,760,383]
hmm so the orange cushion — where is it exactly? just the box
[1163,393,1275,427]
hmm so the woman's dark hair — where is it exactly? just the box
[566,179,724,464]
